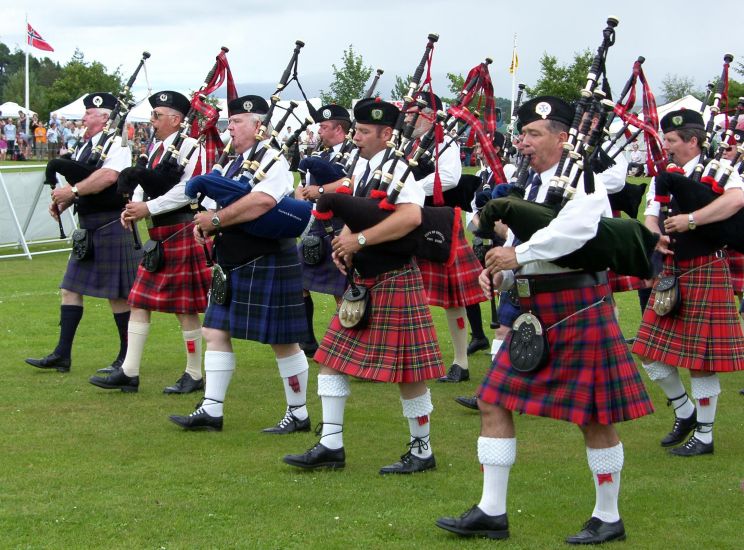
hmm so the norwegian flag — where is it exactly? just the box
[27,23,54,52]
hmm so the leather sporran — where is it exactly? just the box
[71,228,93,261]
[338,284,371,329]
[301,234,324,266]
[210,264,231,306]
[141,239,164,273]
[652,275,681,317]
[509,312,549,374]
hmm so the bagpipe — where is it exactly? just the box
[479,16,659,279]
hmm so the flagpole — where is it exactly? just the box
[24,13,30,136]
[510,34,517,124]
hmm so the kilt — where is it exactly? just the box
[479,281,653,426]
[726,250,744,295]
[608,270,648,293]
[632,252,744,372]
[315,263,445,383]
[61,211,142,300]
[128,222,211,313]
[203,243,308,344]
[300,218,347,296]
[416,224,485,308]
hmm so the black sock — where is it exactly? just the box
[53,305,84,359]
[304,295,317,344]
[465,304,486,340]
[113,311,130,361]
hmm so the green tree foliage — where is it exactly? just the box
[319,45,372,108]
[390,75,411,101]
[660,73,701,102]
[525,49,593,101]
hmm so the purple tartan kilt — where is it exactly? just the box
[300,218,348,297]
[416,224,485,308]
[61,211,142,300]
[479,281,653,426]
[203,244,308,344]
[632,252,744,372]
[128,222,211,314]
[314,263,445,383]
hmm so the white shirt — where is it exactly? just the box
[352,148,424,206]
[221,141,294,203]
[78,131,131,172]
[416,142,462,196]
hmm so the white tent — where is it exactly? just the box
[53,95,87,120]
[0,101,36,118]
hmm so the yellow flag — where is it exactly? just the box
[509,50,519,75]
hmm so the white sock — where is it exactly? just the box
[643,362,695,419]
[491,338,504,360]
[182,328,203,380]
[691,375,721,444]
[446,307,468,369]
[121,321,150,377]
[401,389,434,459]
[318,374,350,450]
[277,351,310,420]
[202,350,235,417]
[477,437,516,517]
[587,443,623,524]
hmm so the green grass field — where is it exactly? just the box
[1,174,743,549]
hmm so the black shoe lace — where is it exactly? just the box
[400,437,430,461]
[582,517,604,533]
[189,397,222,417]
[275,405,305,429]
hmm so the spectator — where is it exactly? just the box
[3,118,17,156]
[627,142,645,176]
[0,135,7,161]
[34,122,47,159]
[30,114,40,155]
[46,122,61,160]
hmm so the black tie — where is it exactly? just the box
[76,141,92,164]
[526,171,542,202]
[225,154,244,179]
[320,148,332,161]
[355,163,372,197]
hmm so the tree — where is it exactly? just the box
[526,49,594,101]
[660,73,701,102]
[390,74,411,101]
[319,45,372,108]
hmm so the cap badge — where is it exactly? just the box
[535,102,552,119]
[160,93,168,102]
[243,100,253,112]
[672,115,684,127]
[371,108,383,121]
[92,95,103,107]
[322,108,332,119]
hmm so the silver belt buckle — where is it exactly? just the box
[715,249,725,259]
[516,278,531,298]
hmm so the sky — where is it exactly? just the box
[1,0,741,108]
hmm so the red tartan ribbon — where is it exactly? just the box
[449,105,507,183]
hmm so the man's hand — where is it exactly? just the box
[331,232,363,267]
[478,268,504,297]
[194,210,217,236]
[484,246,519,274]
[51,186,75,209]
[300,185,323,201]
[663,214,690,234]
[123,201,150,223]
[655,234,673,256]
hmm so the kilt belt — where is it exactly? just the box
[515,271,608,299]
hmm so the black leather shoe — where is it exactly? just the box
[467,337,490,355]
[566,517,626,545]
[668,435,714,457]
[300,340,319,358]
[437,363,470,383]
[163,372,204,394]
[169,401,223,431]
[660,411,697,447]
[283,442,345,469]
[379,450,436,474]
[739,388,744,396]
[88,369,139,392]
[455,396,479,410]
[97,358,123,374]
[435,505,509,539]
[25,352,71,373]
[262,406,311,434]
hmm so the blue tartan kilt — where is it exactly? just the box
[299,218,348,296]
[203,243,309,344]
[61,211,142,300]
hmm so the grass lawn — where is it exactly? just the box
[1,176,743,549]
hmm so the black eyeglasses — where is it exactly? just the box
[150,111,176,120]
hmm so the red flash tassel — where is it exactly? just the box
[288,375,301,393]
[378,198,396,211]
[699,397,710,406]
[597,473,614,485]
[336,185,352,195]
[456,317,465,330]
[186,340,196,354]
[312,209,334,221]
[417,415,429,426]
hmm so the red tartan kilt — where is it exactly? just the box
[416,224,485,308]
[608,270,649,293]
[128,222,212,313]
[479,281,653,426]
[314,263,445,383]
[632,253,744,372]
[726,250,744,294]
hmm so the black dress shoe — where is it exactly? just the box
[566,517,625,544]
[739,388,744,396]
[668,435,714,457]
[435,505,509,539]
[455,396,479,410]
[660,411,697,447]
[437,363,470,383]
[467,337,490,355]
[163,372,204,394]
[262,406,311,434]
[97,358,123,374]
[88,369,139,393]
[300,340,319,358]
[169,401,223,431]
[283,442,345,469]
[25,352,71,373]
[379,450,436,474]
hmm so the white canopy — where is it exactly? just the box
[0,101,36,118]
[52,95,87,121]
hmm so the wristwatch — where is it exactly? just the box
[211,213,222,229]
[317,186,325,195]
[688,213,696,231]
[357,232,367,247]
[70,186,79,198]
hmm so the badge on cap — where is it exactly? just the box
[92,95,103,107]
[535,102,551,119]
[371,108,383,121]
[243,100,253,112]
[159,93,168,102]
[322,108,331,119]
[672,115,684,127]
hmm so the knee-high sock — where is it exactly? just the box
[182,328,203,380]
[477,437,516,517]
[691,375,721,444]
[587,443,624,523]
[465,303,486,340]
[445,306,468,368]
[317,374,350,450]
[202,350,235,417]
[53,305,83,359]
[121,321,150,377]
[401,389,434,458]
[113,311,130,362]
[303,295,317,344]
[642,361,695,419]
[277,351,309,420]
